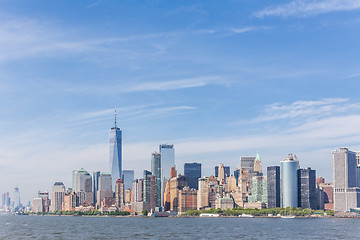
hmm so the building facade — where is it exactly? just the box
[109,110,122,191]
[151,152,162,209]
[267,166,280,208]
[50,182,66,212]
[333,148,360,212]
[280,154,298,208]
[184,162,201,190]
[298,168,316,209]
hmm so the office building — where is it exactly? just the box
[115,179,124,210]
[38,191,50,212]
[151,152,162,208]
[50,182,66,212]
[298,168,316,209]
[170,174,188,212]
[184,162,201,190]
[281,154,298,208]
[93,171,101,205]
[159,144,175,180]
[333,148,360,212]
[122,170,134,191]
[13,187,20,211]
[32,198,43,212]
[215,165,230,178]
[197,177,209,210]
[267,166,280,208]
[109,110,122,191]
[215,196,234,210]
[178,186,197,214]
[254,152,262,173]
[97,173,113,207]
[248,175,267,204]
[143,170,156,211]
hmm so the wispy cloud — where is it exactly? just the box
[229,27,257,34]
[254,0,360,18]
[255,98,357,122]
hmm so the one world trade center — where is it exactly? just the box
[109,109,122,190]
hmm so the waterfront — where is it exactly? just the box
[1,215,359,239]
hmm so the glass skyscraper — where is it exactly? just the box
[122,170,135,191]
[267,166,280,208]
[159,144,175,179]
[184,162,201,190]
[280,154,298,208]
[109,110,122,190]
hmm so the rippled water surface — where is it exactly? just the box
[0,215,359,239]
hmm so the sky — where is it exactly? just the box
[1,0,360,203]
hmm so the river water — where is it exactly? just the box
[0,215,359,239]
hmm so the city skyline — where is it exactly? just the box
[1,0,360,203]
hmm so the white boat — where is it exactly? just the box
[239,213,254,218]
[199,213,220,217]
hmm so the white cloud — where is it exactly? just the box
[254,0,360,18]
[229,27,257,34]
[255,98,357,122]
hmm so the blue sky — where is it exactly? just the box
[1,0,360,202]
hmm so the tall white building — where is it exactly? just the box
[50,182,66,212]
[333,148,360,212]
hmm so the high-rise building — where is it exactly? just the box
[50,182,66,212]
[159,144,175,180]
[215,165,230,178]
[298,168,316,209]
[184,162,201,190]
[115,179,124,210]
[267,166,280,208]
[109,110,122,191]
[32,198,43,212]
[254,152,262,174]
[333,148,360,212]
[234,169,240,185]
[178,186,197,214]
[169,174,188,212]
[122,170,134,191]
[143,170,156,211]
[13,187,20,210]
[72,168,93,205]
[38,191,50,212]
[227,175,237,192]
[73,168,92,192]
[240,156,256,188]
[248,176,267,204]
[197,177,209,210]
[151,152,162,209]
[281,154,298,208]
[97,173,113,207]
[93,171,101,205]
[131,179,138,203]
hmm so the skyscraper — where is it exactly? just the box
[143,170,155,211]
[215,165,230,178]
[151,152,162,208]
[109,110,122,190]
[333,148,360,212]
[122,170,135,191]
[298,167,316,209]
[50,182,66,212]
[93,171,100,205]
[13,187,20,211]
[184,162,201,190]
[159,144,175,180]
[115,178,124,210]
[280,154,298,208]
[97,173,113,207]
[267,166,280,208]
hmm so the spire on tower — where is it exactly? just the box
[114,108,117,128]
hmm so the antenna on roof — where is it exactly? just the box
[114,107,117,128]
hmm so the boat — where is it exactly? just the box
[199,213,220,217]
[239,213,254,218]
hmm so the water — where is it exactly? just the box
[0,215,359,239]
